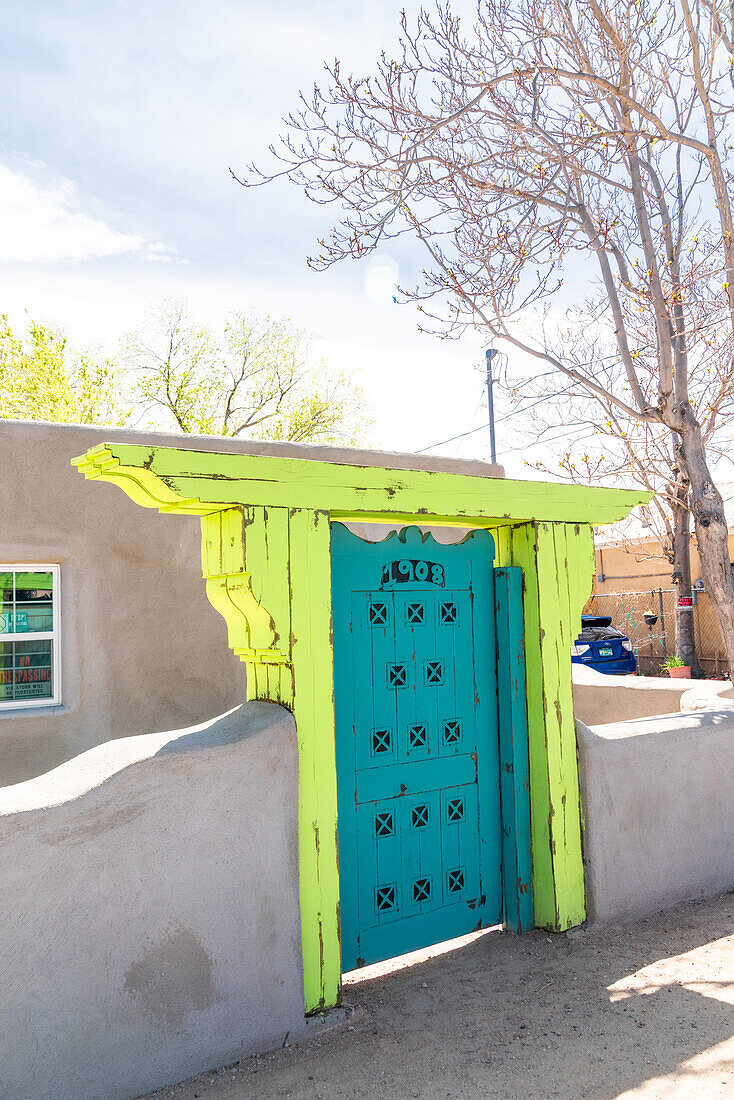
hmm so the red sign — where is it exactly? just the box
[677,596,693,609]
[0,668,50,685]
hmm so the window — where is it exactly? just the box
[0,566,60,709]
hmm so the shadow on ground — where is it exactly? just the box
[144,892,734,1100]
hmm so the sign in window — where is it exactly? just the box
[0,567,60,709]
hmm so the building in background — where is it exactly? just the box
[587,532,734,675]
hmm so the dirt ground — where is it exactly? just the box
[143,892,734,1100]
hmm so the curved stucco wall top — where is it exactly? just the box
[571,663,734,725]
[0,702,308,1100]
[0,704,264,814]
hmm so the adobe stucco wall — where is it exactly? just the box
[577,711,734,925]
[0,421,246,784]
[0,703,310,1100]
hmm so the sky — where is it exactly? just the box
[1,0,549,471]
[3,1,732,498]
[10,0,731,505]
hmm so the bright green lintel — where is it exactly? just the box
[72,441,649,1014]
[72,443,647,525]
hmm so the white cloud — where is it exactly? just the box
[0,164,177,264]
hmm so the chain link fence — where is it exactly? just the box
[583,589,728,676]
[691,591,728,677]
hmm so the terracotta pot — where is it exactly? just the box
[667,665,692,678]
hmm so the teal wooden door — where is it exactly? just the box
[331,524,503,969]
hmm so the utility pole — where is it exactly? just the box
[485,347,498,465]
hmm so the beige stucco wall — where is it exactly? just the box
[0,702,315,1100]
[577,710,734,925]
[0,421,246,784]
[573,664,696,725]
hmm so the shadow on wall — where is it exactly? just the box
[0,703,313,1100]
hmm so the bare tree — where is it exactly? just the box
[124,301,367,445]
[515,291,734,672]
[241,0,734,676]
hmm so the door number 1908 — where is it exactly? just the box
[380,559,445,586]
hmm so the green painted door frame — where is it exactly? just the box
[73,442,649,1013]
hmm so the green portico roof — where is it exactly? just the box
[72,441,650,526]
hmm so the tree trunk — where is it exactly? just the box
[671,482,703,677]
[677,420,734,681]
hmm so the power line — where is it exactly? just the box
[415,421,488,453]
[416,381,576,454]
[494,424,596,458]
[416,415,594,460]
[452,389,487,457]
[495,384,575,424]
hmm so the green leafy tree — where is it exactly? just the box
[0,315,126,426]
[125,301,368,445]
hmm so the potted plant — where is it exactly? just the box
[661,655,692,679]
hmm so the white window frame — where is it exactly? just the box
[0,564,61,710]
